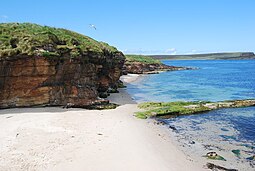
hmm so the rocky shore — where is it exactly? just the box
[136,99,255,119]
[123,62,193,74]
[123,54,193,74]
[0,23,194,110]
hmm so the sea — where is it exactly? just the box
[126,60,255,170]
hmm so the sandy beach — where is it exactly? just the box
[0,74,203,171]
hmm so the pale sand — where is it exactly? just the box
[120,74,140,83]
[0,74,204,171]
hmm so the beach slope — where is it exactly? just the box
[0,75,203,171]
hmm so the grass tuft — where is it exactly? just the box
[125,55,161,64]
[0,23,119,58]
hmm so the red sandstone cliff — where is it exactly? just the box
[0,53,124,109]
[0,23,125,109]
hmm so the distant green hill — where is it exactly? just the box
[150,52,255,60]
[0,23,118,58]
[125,54,161,64]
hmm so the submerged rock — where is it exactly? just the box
[204,152,226,161]
[189,140,195,144]
[206,162,238,171]
[169,125,177,131]
[246,155,255,161]
[232,149,241,157]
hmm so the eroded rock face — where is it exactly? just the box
[0,52,125,109]
[123,62,192,74]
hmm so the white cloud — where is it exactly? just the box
[121,49,161,54]
[165,48,177,55]
[121,48,177,55]
[0,15,8,22]
[185,50,221,55]
[1,15,8,19]
[191,49,197,53]
[184,49,198,55]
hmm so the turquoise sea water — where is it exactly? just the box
[126,60,255,169]
[128,60,255,102]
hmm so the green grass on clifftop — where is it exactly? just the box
[0,23,119,58]
[125,54,162,64]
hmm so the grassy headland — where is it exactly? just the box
[0,23,118,58]
[125,54,162,64]
[150,52,255,60]
[123,54,191,74]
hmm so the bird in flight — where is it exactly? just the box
[89,24,96,30]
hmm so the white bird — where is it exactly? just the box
[89,24,96,30]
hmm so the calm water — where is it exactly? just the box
[126,60,255,169]
[128,60,255,102]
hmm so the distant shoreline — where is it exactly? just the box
[149,52,255,60]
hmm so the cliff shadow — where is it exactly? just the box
[0,106,86,115]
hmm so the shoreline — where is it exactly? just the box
[0,74,203,171]
[162,104,255,171]
[116,74,255,171]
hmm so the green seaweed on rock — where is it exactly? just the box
[136,101,211,119]
[232,149,241,157]
[203,152,226,161]
[135,112,148,119]
[135,99,255,119]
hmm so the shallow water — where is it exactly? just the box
[164,106,255,147]
[127,60,255,102]
[126,60,255,170]
[162,107,255,170]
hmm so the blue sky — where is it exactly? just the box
[1,0,254,55]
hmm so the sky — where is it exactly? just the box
[1,0,254,55]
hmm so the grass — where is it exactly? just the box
[0,23,119,58]
[150,52,255,60]
[125,54,162,64]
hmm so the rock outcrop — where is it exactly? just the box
[0,23,125,109]
[123,62,192,74]
[123,55,192,74]
[136,99,255,119]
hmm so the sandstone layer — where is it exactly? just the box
[123,62,192,74]
[0,23,125,109]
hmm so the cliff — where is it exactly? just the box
[0,23,125,109]
[123,55,191,74]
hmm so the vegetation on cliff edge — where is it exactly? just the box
[0,23,119,58]
[125,54,161,64]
